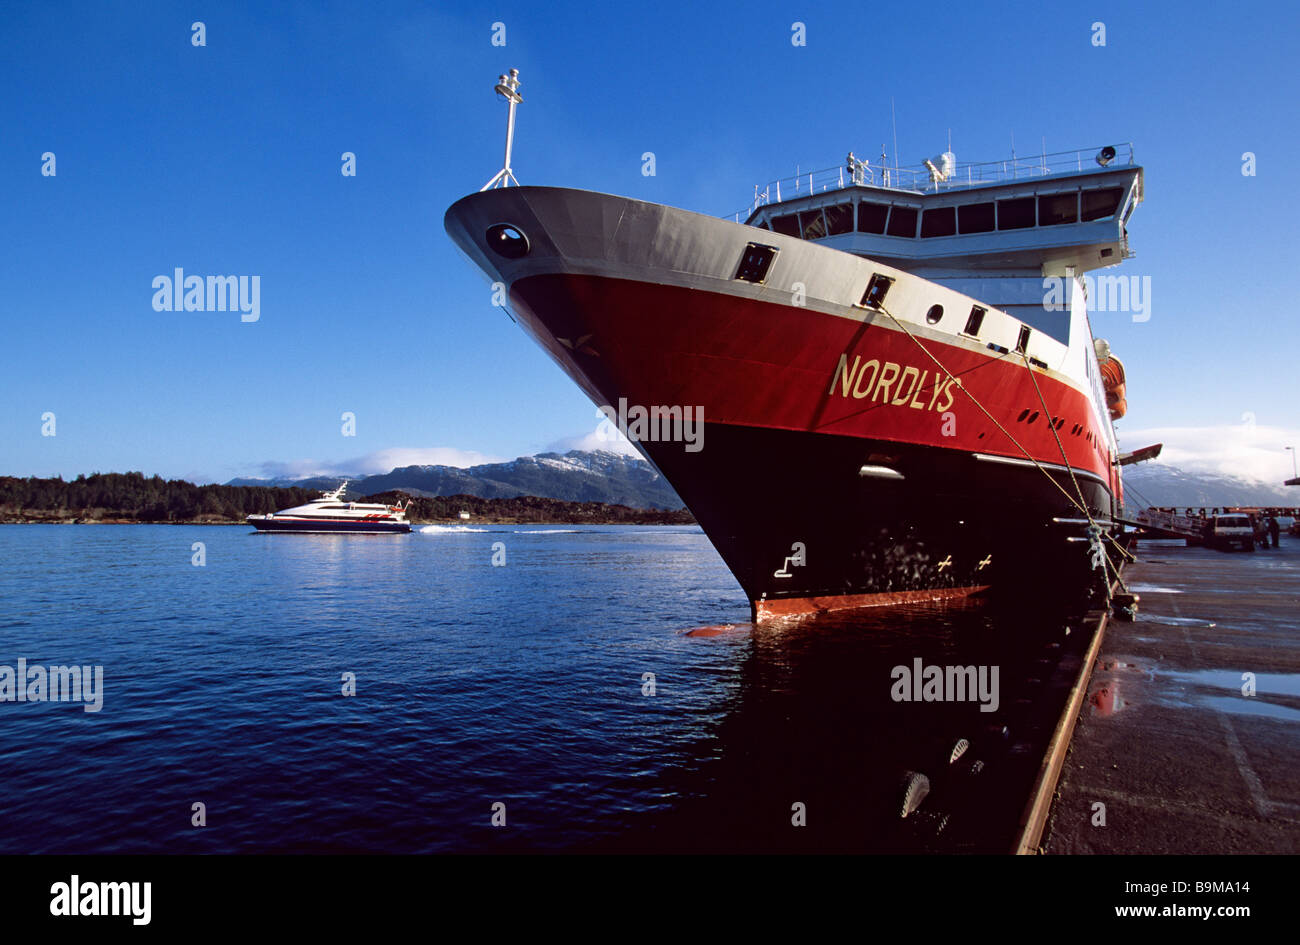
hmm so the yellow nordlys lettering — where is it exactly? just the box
[909,369,930,409]
[928,372,950,410]
[935,377,957,413]
[872,361,901,402]
[852,359,880,398]
[828,353,862,397]
[891,366,920,405]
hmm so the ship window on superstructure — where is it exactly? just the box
[997,197,1035,230]
[749,218,770,230]
[734,243,778,284]
[958,202,995,234]
[1016,325,1031,354]
[1081,187,1124,221]
[771,213,801,237]
[886,206,918,238]
[925,304,944,324]
[1039,192,1078,226]
[859,273,894,309]
[823,203,853,236]
[857,201,889,234]
[800,210,828,240]
[920,206,956,238]
[963,305,986,336]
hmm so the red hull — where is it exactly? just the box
[512,273,1114,489]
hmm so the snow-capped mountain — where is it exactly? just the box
[228,449,685,510]
[1122,463,1299,508]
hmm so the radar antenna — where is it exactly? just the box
[481,69,523,191]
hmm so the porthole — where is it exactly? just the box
[925,304,944,325]
[1017,409,1030,422]
[1027,411,1040,424]
[486,223,530,259]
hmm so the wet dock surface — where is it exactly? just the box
[1045,538,1300,853]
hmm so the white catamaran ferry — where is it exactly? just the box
[247,483,412,534]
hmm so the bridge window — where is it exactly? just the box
[958,202,995,234]
[800,210,827,240]
[1039,192,1078,226]
[997,197,1036,230]
[859,273,894,309]
[886,206,918,238]
[734,243,778,284]
[920,206,957,238]
[823,203,853,235]
[749,219,769,230]
[857,201,888,234]
[963,305,986,336]
[771,213,800,237]
[1082,187,1124,221]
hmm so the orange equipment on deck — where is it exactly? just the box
[1099,353,1127,420]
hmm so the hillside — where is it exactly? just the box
[229,449,685,509]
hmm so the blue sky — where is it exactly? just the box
[2,0,1297,484]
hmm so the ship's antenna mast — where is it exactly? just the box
[890,97,899,181]
[481,68,523,191]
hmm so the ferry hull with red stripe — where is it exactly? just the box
[249,518,412,534]
[445,187,1118,618]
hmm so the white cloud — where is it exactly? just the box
[255,458,338,480]
[256,446,504,480]
[1120,421,1300,484]
[545,421,645,458]
[347,447,504,473]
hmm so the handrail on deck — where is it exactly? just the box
[729,143,1136,222]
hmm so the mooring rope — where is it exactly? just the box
[873,304,1129,600]
[1020,351,1131,596]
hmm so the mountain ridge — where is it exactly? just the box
[228,450,1300,511]
[228,449,686,510]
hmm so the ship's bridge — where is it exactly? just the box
[738,145,1143,343]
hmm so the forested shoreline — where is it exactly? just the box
[0,472,695,525]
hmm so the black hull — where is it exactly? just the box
[639,423,1114,618]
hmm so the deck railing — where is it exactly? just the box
[728,144,1136,222]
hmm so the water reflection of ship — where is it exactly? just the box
[588,598,1088,853]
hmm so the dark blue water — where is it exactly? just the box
[0,524,1060,853]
